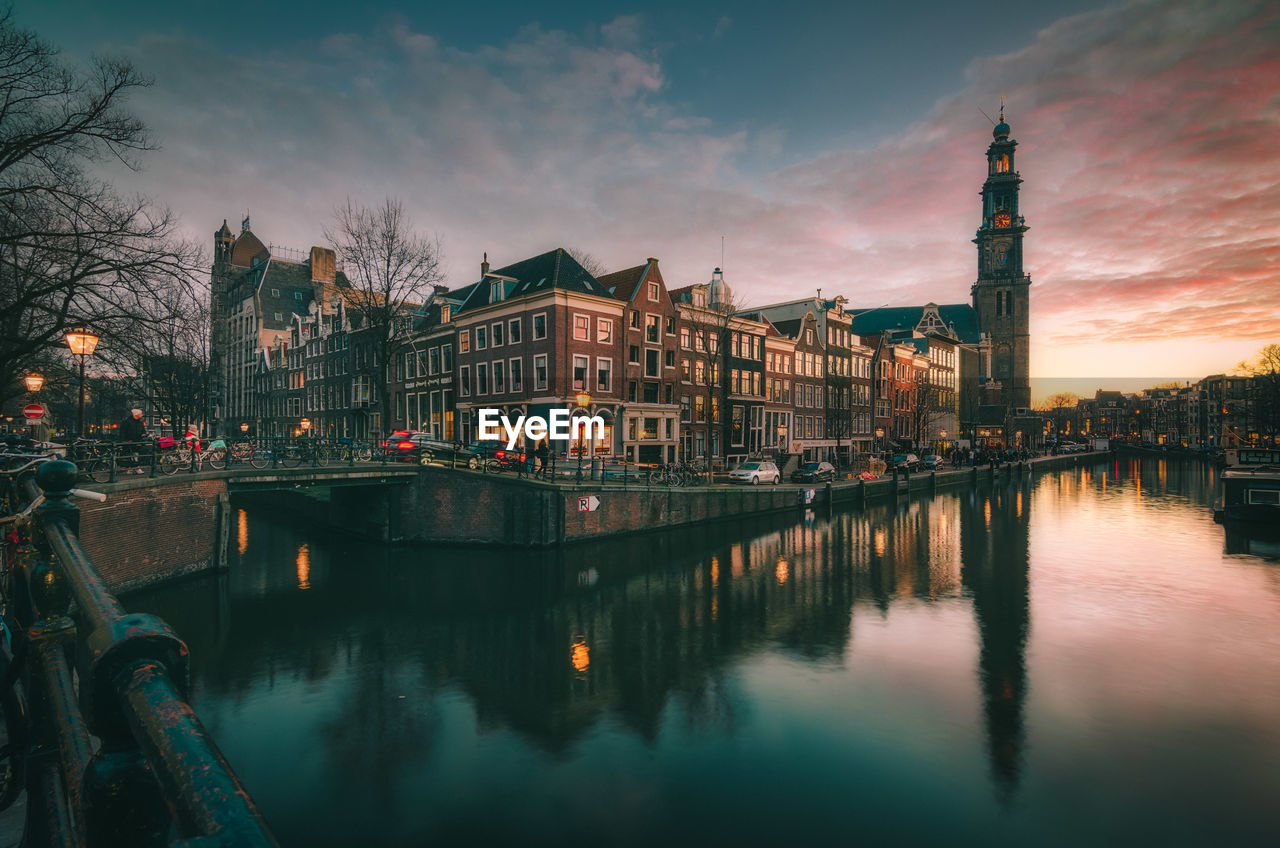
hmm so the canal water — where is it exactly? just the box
[129,458,1280,846]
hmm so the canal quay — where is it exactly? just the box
[125,456,1280,847]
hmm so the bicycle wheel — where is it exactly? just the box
[248,449,270,469]
[206,448,227,470]
[161,451,185,475]
[356,446,373,462]
[485,458,504,473]
[647,468,663,486]
[315,447,330,467]
[280,447,302,468]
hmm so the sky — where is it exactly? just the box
[16,0,1280,395]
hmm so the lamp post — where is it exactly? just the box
[574,392,590,483]
[65,327,99,440]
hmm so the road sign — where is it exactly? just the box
[577,495,600,513]
[22,403,44,420]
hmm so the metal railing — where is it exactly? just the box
[0,457,278,846]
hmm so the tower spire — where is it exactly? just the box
[999,95,1005,122]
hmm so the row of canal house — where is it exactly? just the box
[386,248,961,466]
[211,225,967,461]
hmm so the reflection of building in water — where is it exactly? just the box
[960,480,1032,799]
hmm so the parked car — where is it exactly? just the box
[729,460,781,485]
[791,461,836,483]
[890,453,920,472]
[920,454,942,470]
[382,431,481,468]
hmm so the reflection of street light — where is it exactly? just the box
[65,327,99,440]
[575,392,590,482]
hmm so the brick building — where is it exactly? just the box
[596,259,680,463]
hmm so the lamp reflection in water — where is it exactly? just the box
[775,557,789,585]
[296,543,311,590]
[873,528,887,557]
[237,509,249,556]
[570,635,590,677]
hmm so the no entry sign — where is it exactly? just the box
[22,403,44,419]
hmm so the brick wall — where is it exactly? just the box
[77,477,229,593]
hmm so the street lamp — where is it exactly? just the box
[239,421,249,434]
[574,392,590,483]
[65,327,99,440]
[300,417,312,435]
[23,374,44,393]
[874,426,885,456]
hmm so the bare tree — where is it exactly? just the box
[325,198,444,436]
[1234,344,1280,445]
[0,11,202,405]
[565,247,606,278]
[678,287,749,459]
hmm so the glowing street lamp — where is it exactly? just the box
[23,374,44,393]
[239,421,249,434]
[300,417,312,434]
[65,326,99,439]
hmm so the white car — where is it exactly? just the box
[729,460,781,485]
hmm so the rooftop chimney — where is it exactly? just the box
[481,252,490,277]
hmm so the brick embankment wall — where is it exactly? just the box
[560,485,796,543]
[397,465,561,545]
[77,477,230,593]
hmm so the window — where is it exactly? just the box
[492,360,505,393]
[645,349,660,378]
[666,316,676,335]
[533,313,547,340]
[630,310,640,329]
[681,359,691,381]
[460,365,472,396]
[271,288,280,297]
[648,282,659,301]
[475,326,488,349]
[476,363,489,394]
[695,361,706,385]
[629,345,640,364]
[573,355,589,390]
[597,318,613,344]
[574,315,590,341]
[273,312,282,322]
[428,347,440,375]
[492,322,504,347]
[490,280,504,302]
[535,354,548,390]
[680,396,690,422]
[665,350,675,368]
[509,318,521,343]
[645,314,660,343]
[694,396,706,422]
[596,358,611,392]
[680,328,691,349]
[643,382,659,403]
[510,358,522,392]
[294,292,302,301]
[442,344,454,372]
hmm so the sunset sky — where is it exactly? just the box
[20,0,1280,392]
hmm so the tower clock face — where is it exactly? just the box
[994,212,1012,228]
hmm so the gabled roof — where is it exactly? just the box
[229,229,269,267]
[458,248,609,312]
[596,260,661,303]
[849,303,980,344]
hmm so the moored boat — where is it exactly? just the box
[1214,448,1280,523]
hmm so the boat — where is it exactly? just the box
[1214,448,1280,523]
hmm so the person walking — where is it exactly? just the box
[118,408,147,474]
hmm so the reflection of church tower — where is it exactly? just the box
[959,484,1031,799]
[972,103,1032,410]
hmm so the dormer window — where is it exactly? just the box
[490,281,504,302]
[441,304,451,323]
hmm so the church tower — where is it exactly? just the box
[972,104,1031,410]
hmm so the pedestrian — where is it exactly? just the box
[535,439,550,479]
[118,408,146,474]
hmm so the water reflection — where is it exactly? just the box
[129,458,1280,846]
